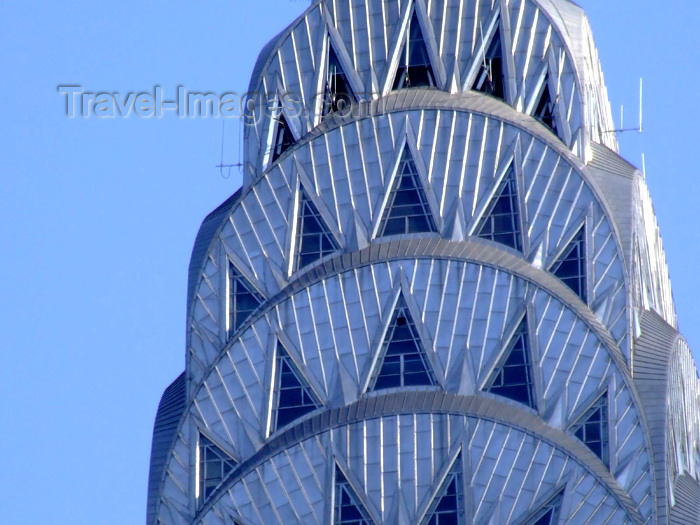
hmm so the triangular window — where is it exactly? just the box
[485,318,536,408]
[323,44,355,117]
[370,294,437,391]
[473,26,505,100]
[270,112,295,163]
[228,262,263,335]
[571,393,609,466]
[334,466,373,524]
[378,148,437,237]
[476,166,522,251]
[294,188,340,271]
[422,454,465,525]
[534,80,558,135]
[273,342,322,431]
[393,10,437,90]
[198,434,237,504]
[522,489,565,525]
[550,227,586,302]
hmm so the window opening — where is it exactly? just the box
[334,466,374,525]
[370,294,436,391]
[571,393,609,466]
[485,318,536,408]
[422,454,465,525]
[228,262,263,335]
[392,10,437,89]
[323,44,355,117]
[473,26,505,100]
[378,148,437,237]
[534,80,558,134]
[476,166,522,251]
[273,343,322,431]
[522,489,565,525]
[198,434,237,505]
[271,112,295,163]
[294,188,340,271]
[550,227,586,302]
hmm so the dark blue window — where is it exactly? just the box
[271,112,295,163]
[534,80,558,135]
[294,189,340,271]
[551,227,586,302]
[486,318,536,408]
[423,455,465,525]
[228,263,263,335]
[198,435,237,504]
[371,295,436,391]
[571,393,609,465]
[393,10,436,89]
[473,26,505,100]
[273,343,321,431]
[378,149,437,237]
[523,489,564,525]
[334,466,373,525]
[476,167,522,252]
[323,45,355,117]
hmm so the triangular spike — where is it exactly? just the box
[263,258,287,294]
[294,188,340,271]
[270,112,295,163]
[239,418,263,450]
[473,25,505,100]
[378,148,438,237]
[523,488,565,525]
[198,434,237,504]
[392,10,437,90]
[323,43,356,117]
[571,393,609,465]
[445,201,467,242]
[533,80,558,134]
[485,318,536,408]
[333,361,358,406]
[273,342,322,431]
[334,466,374,525]
[370,294,437,391]
[352,210,369,250]
[228,262,263,335]
[422,454,465,525]
[550,227,587,302]
[476,166,522,252]
[396,491,412,524]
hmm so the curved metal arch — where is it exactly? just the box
[195,392,645,524]
[193,94,632,345]
[195,242,630,398]
[182,240,655,502]
[246,91,630,290]
[291,89,629,260]
[242,0,590,141]
[245,0,590,162]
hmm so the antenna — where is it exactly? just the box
[602,77,643,134]
[216,120,244,179]
[620,104,623,130]
[639,77,643,133]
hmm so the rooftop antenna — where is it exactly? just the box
[216,120,244,179]
[604,77,643,134]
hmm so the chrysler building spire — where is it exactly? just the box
[147,1,700,523]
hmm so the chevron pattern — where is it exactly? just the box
[147,1,700,524]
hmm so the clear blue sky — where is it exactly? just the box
[1,1,699,524]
